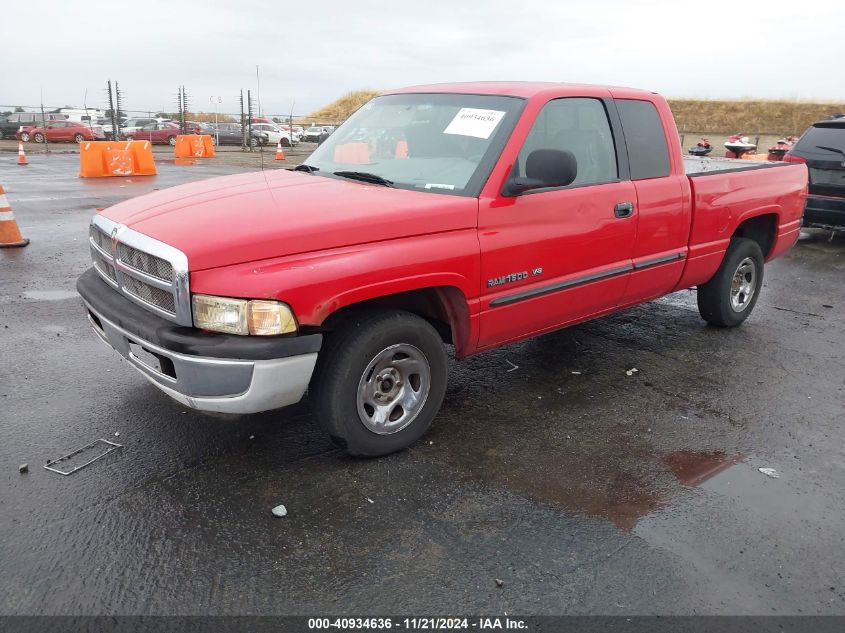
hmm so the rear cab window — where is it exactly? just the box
[616,99,671,180]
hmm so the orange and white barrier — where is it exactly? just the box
[0,185,29,248]
[174,135,214,158]
[79,140,157,178]
[17,142,28,166]
[275,140,285,160]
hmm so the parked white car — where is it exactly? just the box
[252,123,298,147]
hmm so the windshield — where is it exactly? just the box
[303,92,525,197]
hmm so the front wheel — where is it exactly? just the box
[311,310,448,457]
[167,136,177,146]
[697,237,764,327]
[20,132,30,142]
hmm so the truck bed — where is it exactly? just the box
[683,155,797,177]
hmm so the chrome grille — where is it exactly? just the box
[90,225,111,252]
[88,215,191,325]
[118,272,176,313]
[91,247,117,283]
[117,242,174,282]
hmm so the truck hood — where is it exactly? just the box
[101,169,478,271]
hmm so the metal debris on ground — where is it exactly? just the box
[626,368,639,376]
[43,439,123,476]
[18,464,28,474]
[571,371,581,375]
[271,504,288,517]
[758,467,780,479]
[367,498,374,504]
[505,360,519,372]
[495,579,504,588]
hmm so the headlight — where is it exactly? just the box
[192,294,297,336]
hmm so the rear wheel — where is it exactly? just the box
[167,136,177,146]
[124,135,135,141]
[311,310,448,457]
[697,237,764,327]
[73,133,85,143]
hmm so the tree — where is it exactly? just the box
[14,106,24,112]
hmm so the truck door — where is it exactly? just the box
[477,97,638,349]
[615,98,689,304]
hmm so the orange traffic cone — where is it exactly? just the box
[0,185,30,248]
[275,140,285,161]
[17,142,28,166]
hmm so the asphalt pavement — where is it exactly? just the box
[1,153,844,616]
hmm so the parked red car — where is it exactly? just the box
[18,120,105,143]
[123,121,181,145]
[78,82,808,457]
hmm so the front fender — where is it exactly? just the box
[189,229,481,326]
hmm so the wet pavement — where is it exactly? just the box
[1,154,844,615]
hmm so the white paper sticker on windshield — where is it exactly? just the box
[443,108,505,139]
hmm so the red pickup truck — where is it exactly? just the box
[77,82,807,456]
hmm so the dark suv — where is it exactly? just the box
[785,116,845,229]
[1,112,65,139]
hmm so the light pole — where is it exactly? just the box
[210,96,221,145]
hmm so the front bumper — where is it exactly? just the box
[77,268,322,414]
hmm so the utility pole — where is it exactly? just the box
[210,96,221,145]
[40,88,50,154]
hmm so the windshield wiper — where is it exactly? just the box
[293,163,319,173]
[816,145,845,158]
[332,171,394,187]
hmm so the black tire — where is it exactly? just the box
[167,136,177,146]
[124,135,135,141]
[20,132,30,142]
[311,310,448,457]
[281,137,291,147]
[33,133,45,143]
[697,237,764,327]
[73,133,85,143]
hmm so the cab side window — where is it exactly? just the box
[616,99,670,180]
[516,98,617,187]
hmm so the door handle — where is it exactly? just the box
[614,202,635,218]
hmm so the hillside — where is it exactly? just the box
[307,90,380,121]
[307,89,844,134]
[668,99,844,134]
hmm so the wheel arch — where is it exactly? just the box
[318,285,472,357]
[732,212,778,258]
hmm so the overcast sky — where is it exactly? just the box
[4,0,844,117]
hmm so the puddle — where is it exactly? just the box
[22,290,78,301]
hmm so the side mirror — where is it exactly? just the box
[504,149,578,196]
[503,177,548,196]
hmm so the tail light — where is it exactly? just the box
[783,152,806,164]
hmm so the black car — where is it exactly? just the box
[207,123,269,147]
[786,116,845,229]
